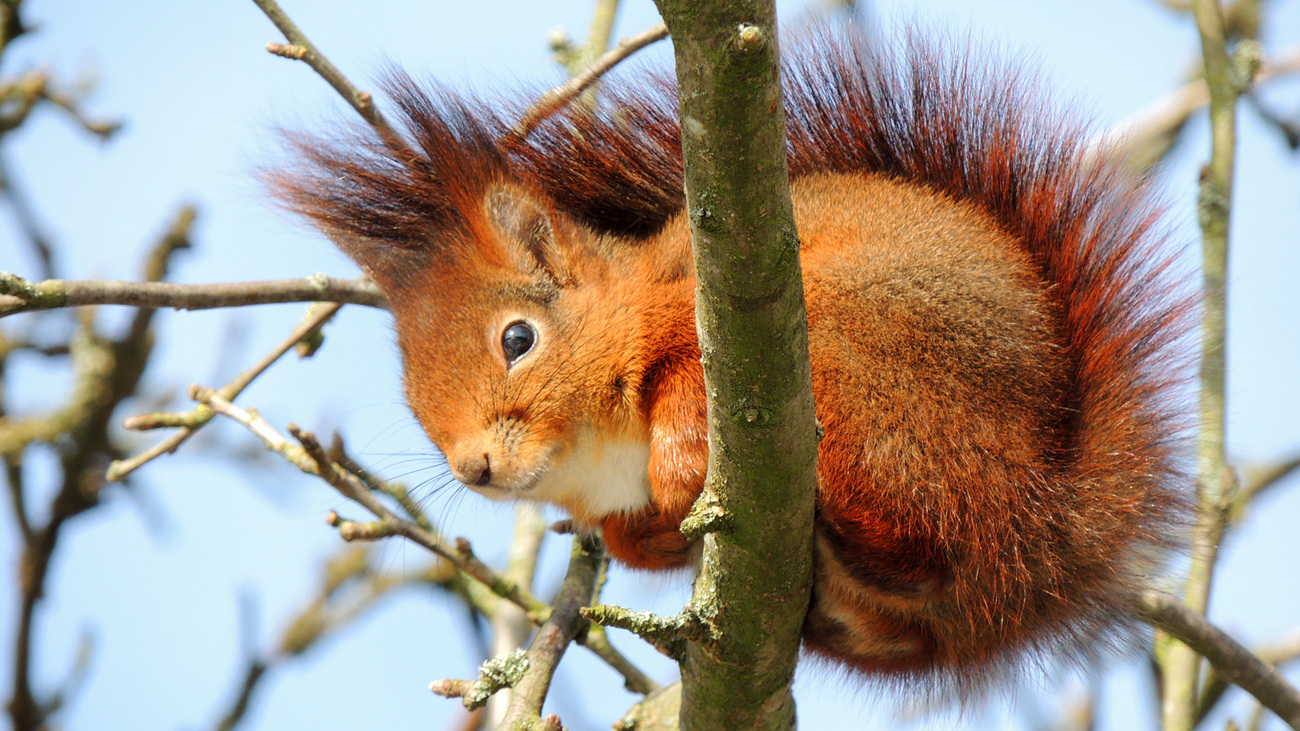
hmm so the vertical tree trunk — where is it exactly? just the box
[651,2,818,729]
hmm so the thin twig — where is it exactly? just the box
[195,388,662,697]
[508,22,668,141]
[212,552,456,731]
[0,272,385,317]
[191,391,552,621]
[1232,453,1300,521]
[251,0,393,137]
[250,0,413,158]
[106,301,344,481]
[1137,591,1300,730]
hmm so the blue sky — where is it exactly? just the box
[1,1,1298,729]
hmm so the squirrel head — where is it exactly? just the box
[382,185,598,499]
[270,83,660,518]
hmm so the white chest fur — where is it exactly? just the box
[528,436,653,517]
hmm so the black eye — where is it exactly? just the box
[501,321,536,364]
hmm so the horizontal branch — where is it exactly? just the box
[0,272,386,316]
[430,649,529,711]
[581,604,713,661]
[1135,590,1300,730]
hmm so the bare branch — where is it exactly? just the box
[194,389,662,698]
[1197,629,1300,724]
[250,0,395,139]
[1233,453,1300,520]
[508,22,668,141]
[0,272,385,317]
[500,535,603,729]
[430,649,529,711]
[1085,48,1300,173]
[486,504,548,728]
[1158,3,1258,728]
[581,604,713,661]
[5,207,192,731]
[0,68,122,140]
[1137,590,1300,730]
[107,301,344,481]
[190,393,554,622]
[578,625,660,695]
[650,2,817,727]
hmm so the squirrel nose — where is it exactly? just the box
[454,453,492,487]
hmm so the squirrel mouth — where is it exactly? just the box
[509,460,552,494]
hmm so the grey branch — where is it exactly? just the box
[107,301,344,481]
[1197,629,1300,724]
[0,272,386,317]
[499,535,603,728]
[509,22,669,141]
[250,0,401,145]
[187,392,554,623]
[1136,590,1300,730]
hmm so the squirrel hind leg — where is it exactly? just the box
[801,525,945,674]
[802,576,937,675]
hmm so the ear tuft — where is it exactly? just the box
[487,188,572,285]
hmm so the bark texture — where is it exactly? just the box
[651,2,818,729]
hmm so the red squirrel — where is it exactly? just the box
[272,31,1191,683]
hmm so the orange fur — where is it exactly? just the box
[270,30,1191,687]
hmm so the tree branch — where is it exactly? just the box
[1232,453,1300,521]
[0,272,385,317]
[1159,3,1258,729]
[1085,47,1300,174]
[509,22,669,141]
[4,208,193,731]
[1137,590,1300,730]
[189,390,552,621]
[106,300,345,481]
[1196,629,1300,725]
[499,535,603,730]
[485,504,547,728]
[250,0,400,144]
[649,3,818,729]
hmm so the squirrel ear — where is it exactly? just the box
[486,188,573,285]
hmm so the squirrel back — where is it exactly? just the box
[272,29,1191,688]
